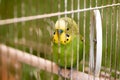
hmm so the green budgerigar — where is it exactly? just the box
[52,17,83,68]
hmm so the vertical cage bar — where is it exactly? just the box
[100,0,104,78]
[109,4,112,80]
[116,4,120,79]
[0,0,1,80]
[64,1,68,80]
[96,0,98,7]
[101,0,103,19]
[57,1,61,79]
[21,1,26,79]
[89,0,93,77]
[35,0,42,80]
[57,1,62,80]
[7,0,13,79]
[105,4,108,80]
[83,0,86,73]
[117,4,120,80]
[50,0,54,80]
[104,0,109,79]
[64,0,67,17]
[70,0,74,80]
[21,1,25,26]
[14,0,20,80]
[58,0,61,18]
[43,0,48,80]
[90,0,92,8]
[114,5,119,80]
[57,1,61,73]
[29,0,36,80]
[71,0,74,18]
[109,0,115,79]
[76,0,80,71]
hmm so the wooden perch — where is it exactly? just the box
[6,38,52,54]
[0,44,110,80]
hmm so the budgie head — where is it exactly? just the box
[53,17,78,45]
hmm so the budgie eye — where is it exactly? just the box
[53,32,55,35]
[66,28,69,31]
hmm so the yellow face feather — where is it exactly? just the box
[53,31,71,45]
[53,19,71,45]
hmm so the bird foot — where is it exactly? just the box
[58,67,63,77]
[93,39,97,43]
[68,68,74,79]
[68,68,80,80]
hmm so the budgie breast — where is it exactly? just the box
[53,36,83,68]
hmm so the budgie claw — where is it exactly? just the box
[58,67,63,77]
[93,39,97,43]
[68,69,73,78]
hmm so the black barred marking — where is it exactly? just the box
[64,41,66,43]
[66,34,69,37]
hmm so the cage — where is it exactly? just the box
[0,0,120,80]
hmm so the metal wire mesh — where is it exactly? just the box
[0,0,120,80]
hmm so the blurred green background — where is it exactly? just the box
[0,0,120,80]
